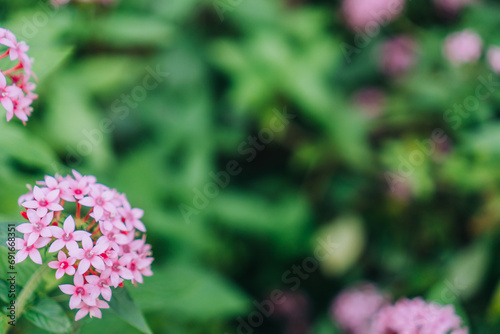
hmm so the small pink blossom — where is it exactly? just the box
[16,210,54,246]
[118,201,145,232]
[14,236,51,264]
[74,299,109,321]
[79,187,117,221]
[49,215,90,253]
[22,186,63,217]
[59,274,99,309]
[69,235,109,274]
[0,73,22,115]
[86,272,112,301]
[48,251,77,279]
[443,30,482,65]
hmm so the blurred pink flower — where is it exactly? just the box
[372,298,468,334]
[379,35,418,76]
[342,0,405,30]
[443,30,482,65]
[352,87,386,118]
[331,283,389,334]
[487,46,500,74]
[434,0,476,14]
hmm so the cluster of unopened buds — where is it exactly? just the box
[14,170,153,320]
[0,28,37,124]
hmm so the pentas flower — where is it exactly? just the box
[372,298,468,334]
[0,27,37,124]
[59,274,99,309]
[14,236,51,265]
[70,235,108,274]
[16,210,54,246]
[75,300,109,321]
[22,185,63,217]
[16,170,154,321]
[48,251,77,279]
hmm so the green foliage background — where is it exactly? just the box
[1,0,500,333]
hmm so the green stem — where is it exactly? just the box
[4,265,50,334]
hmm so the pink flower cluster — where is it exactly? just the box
[15,170,153,321]
[372,298,468,334]
[331,285,468,334]
[0,28,37,124]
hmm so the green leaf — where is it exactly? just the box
[109,287,152,334]
[128,263,249,320]
[24,298,71,334]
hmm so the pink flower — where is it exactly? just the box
[0,27,37,124]
[487,46,500,74]
[372,298,468,334]
[352,87,386,118]
[22,185,63,217]
[104,258,133,287]
[48,215,90,253]
[69,235,109,274]
[121,252,153,284]
[379,35,418,76]
[16,210,54,246]
[79,186,117,221]
[118,201,145,232]
[14,236,51,264]
[434,0,476,15]
[59,274,99,309]
[74,299,109,321]
[0,73,21,115]
[48,251,77,279]
[331,283,389,334]
[85,272,112,301]
[342,0,405,30]
[443,30,482,65]
[0,28,16,46]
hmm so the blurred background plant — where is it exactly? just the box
[1,0,500,333]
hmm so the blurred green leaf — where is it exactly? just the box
[109,287,152,334]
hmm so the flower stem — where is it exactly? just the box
[2,265,50,333]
